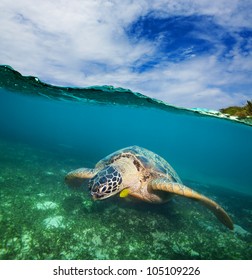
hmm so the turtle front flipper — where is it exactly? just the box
[149,178,234,230]
[65,168,97,188]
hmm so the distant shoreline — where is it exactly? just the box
[219,101,252,125]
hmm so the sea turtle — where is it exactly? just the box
[65,146,233,230]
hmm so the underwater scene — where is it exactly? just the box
[0,65,251,260]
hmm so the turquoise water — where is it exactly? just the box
[0,66,251,259]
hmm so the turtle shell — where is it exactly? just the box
[95,146,182,184]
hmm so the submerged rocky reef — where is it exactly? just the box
[0,139,251,260]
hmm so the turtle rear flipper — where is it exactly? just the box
[65,168,97,188]
[149,178,234,230]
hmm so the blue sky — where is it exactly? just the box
[0,0,252,109]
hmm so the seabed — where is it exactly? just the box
[0,139,251,260]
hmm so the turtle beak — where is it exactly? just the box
[91,191,98,200]
[92,194,98,200]
[91,191,105,200]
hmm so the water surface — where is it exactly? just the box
[0,66,251,259]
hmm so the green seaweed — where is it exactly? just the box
[0,139,251,260]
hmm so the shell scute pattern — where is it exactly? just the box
[96,146,182,184]
[65,145,234,230]
[127,146,182,184]
[95,149,130,169]
[65,146,234,230]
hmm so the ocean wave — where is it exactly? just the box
[0,65,250,126]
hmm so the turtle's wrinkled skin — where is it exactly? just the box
[65,146,233,230]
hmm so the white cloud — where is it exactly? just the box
[0,0,154,77]
[150,0,252,29]
[0,0,251,109]
[105,56,251,109]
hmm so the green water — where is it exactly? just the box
[0,66,251,259]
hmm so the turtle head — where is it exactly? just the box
[88,166,123,200]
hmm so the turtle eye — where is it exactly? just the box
[101,186,107,192]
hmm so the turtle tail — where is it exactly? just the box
[150,178,234,230]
